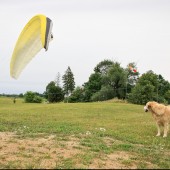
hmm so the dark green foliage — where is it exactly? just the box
[24,91,43,103]
[128,71,170,104]
[62,66,75,96]
[84,61,128,101]
[91,86,115,101]
[66,86,85,103]
[128,71,157,104]
[102,62,127,99]
[45,81,64,103]
[94,59,114,75]
[18,93,24,98]
[43,59,170,104]
[157,75,170,103]
[83,73,103,101]
[164,90,170,104]
[33,95,43,103]
[128,84,155,104]
[24,91,35,103]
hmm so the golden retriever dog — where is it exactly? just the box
[144,101,170,137]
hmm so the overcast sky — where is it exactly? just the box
[0,0,170,94]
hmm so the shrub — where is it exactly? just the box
[33,95,43,103]
[91,86,115,101]
[24,91,43,103]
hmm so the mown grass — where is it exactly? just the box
[0,97,170,169]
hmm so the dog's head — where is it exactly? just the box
[144,101,165,115]
[144,101,157,112]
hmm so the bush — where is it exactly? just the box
[33,95,43,103]
[91,86,115,101]
[45,81,64,103]
[24,91,43,103]
[66,87,84,103]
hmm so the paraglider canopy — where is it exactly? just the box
[10,14,53,79]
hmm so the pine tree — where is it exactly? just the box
[62,66,75,96]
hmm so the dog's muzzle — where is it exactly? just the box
[144,106,148,112]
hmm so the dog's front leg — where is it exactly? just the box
[156,123,161,136]
[163,123,169,138]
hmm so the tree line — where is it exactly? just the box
[16,59,170,105]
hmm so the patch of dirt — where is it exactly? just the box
[103,136,124,146]
[0,132,154,169]
[87,151,136,169]
[0,132,80,169]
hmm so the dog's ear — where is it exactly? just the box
[147,103,151,109]
[151,103,165,115]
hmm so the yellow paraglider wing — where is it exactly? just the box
[10,14,53,79]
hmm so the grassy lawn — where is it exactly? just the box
[0,97,170,169]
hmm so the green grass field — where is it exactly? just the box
[0,97,170,169]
